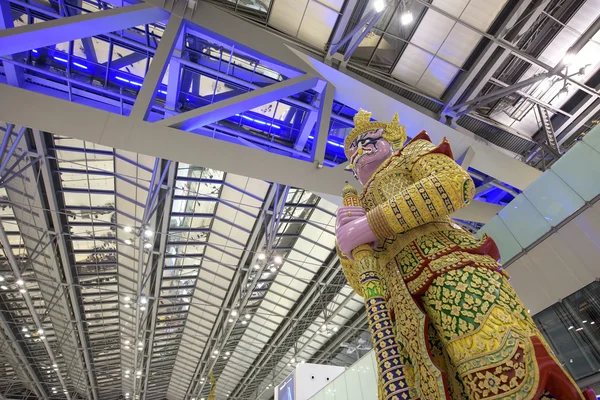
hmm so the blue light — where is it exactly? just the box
[236,114,280,129]
[158,90,168,95]
[54,56,68,63]
[307,135,345,148]
[73,62,87,69]
[31,49,38,54]
[130,81,143,87]
[115,76,130,84]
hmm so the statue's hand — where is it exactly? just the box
[336,207,377,260]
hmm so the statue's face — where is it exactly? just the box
[348,129,392,185]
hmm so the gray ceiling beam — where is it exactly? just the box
[0,222,70,399]
[159,75,319,131]
[187,185,285,399]
[312,83,334,166]
[414,0,600,106]
[325,0,358,62]
[0,0,24,87]
[0,312,47,399]
[441,0,540,113]
[32,131,100,400]
[253,284,358,399]
[0,3,168,57]
[230,251,343,398]
[140,164,176,400]
[130,14,183,121]
[451,14,600,115]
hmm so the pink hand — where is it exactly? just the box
[336,206,366,230]
[336,215,377,260]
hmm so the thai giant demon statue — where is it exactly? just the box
[335,109,595,400]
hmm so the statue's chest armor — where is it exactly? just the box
[360,158,414,211]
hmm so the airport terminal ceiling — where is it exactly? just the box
[0,0,599,399]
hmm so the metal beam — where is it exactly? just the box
[0,0,24,87]
[186,185,280,399]
[159,75,319,131]
[32,131,100,400]
[0,84,530,223]
[343,10,384,62]
[289,48,542,190]
[441,0,540,111]
[145,0,311,79]
[0,3,168,57]
[329,7,376,56]
[325,0,358,61]
[0,312,47,399]
[140,164,176,400]
[312,82,334,165]
[103,51,147,70]
[130,15,183,120]
[0,222,69,399]
[450,14,600,114]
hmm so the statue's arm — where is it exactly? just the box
[366,138,475,240]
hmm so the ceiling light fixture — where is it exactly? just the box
[242,320,247,325]
[253,264,260,270]
[258,253,266,260]
[274,255,283,264]
[374,0,385,12]
[124,296,131,302]
[0,276,4,281]
[124,239,133,245]
[231,310,238,317]
[140,297,147,304]
[16,279,24,286]
[144,229,153,237]
[144,242,152,249]
[140,306,146,311]
[124,226,133,233]
[228,318,234,323]
[37,329,44,335]
[40,336,46,340]
[19,288,26,294]
[400,11,413,25]
[0,286,7,290]
[245,314,251,320]
[22,327,28,332]
[270,266,277,273]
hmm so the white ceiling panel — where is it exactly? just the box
[416,56,460,97]
[391,44,434,86]
[431,0,469,19]
[410,10,456,55]
[437,24,482,66]
[459,0,507,31]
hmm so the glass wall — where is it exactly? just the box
[308,351,378,400]
[533,281,600,382]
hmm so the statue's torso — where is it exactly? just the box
[357,140,500,296]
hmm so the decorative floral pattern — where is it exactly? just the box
[339,130,585,400]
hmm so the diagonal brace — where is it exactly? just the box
[159,75,320,131]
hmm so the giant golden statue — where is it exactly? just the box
[335,109,595,400]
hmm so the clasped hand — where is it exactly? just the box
[335,206,378,260]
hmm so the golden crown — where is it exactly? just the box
[343,109,407,159]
